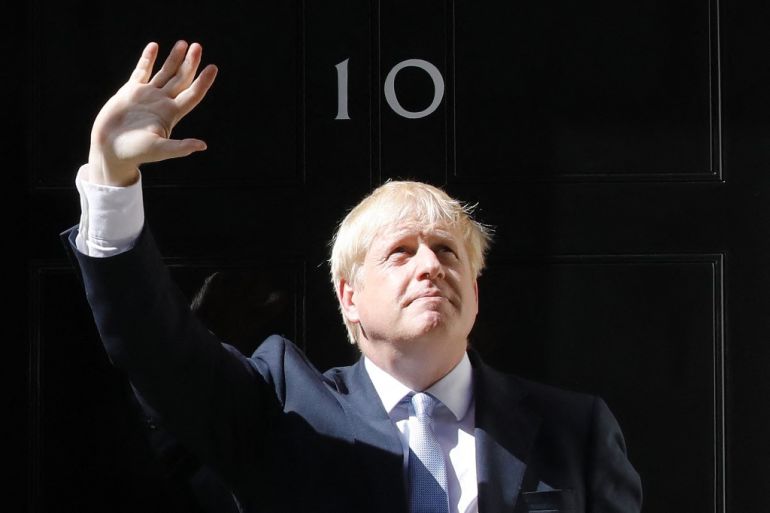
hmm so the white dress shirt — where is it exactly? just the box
[364,355,478,513]
[74,164,480,512]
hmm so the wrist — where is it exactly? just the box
[87,149,140,187]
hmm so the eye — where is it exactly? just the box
[388,246,412,260]
[436,245,458,257]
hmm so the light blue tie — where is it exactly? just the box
[408,392,449,513]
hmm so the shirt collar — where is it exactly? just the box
[364,352,473,421]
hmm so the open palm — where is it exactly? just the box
[88,41,218,185]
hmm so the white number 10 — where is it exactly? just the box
[335,58,445,120]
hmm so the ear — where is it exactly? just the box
[473,279,479,311]
[338,278,361,323]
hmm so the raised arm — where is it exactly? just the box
[66,42,282,486]
[87,41,217,186]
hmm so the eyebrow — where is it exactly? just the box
[377,227,459,249]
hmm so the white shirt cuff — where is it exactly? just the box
[74,164,145,258]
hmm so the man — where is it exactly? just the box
[64,41,642,512]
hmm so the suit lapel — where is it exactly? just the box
[336,357,408,513]
[471,352,542,513]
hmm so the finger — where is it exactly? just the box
[129,42,159,83]
[175,64,218,118]
[163,42,203,96]
[147,137,208,163]
[149,40,188,88]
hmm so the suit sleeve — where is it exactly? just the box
[586,397,643,513]
[61,223,282,487]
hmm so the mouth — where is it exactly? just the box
[405,289,446,306]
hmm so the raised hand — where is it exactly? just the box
[87,41,218,186]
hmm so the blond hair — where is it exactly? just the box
[330,181,493,343]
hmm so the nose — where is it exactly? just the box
[415,244,445,281]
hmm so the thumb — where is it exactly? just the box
[148,138,208,162]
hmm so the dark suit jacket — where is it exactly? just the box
[63,225,642,513]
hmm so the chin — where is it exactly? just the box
[410,315,452,340]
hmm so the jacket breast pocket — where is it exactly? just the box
[521,489,576,512]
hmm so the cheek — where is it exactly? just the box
[361,270,404,302]
[461,277,479,310]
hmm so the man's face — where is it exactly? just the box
[340,221,479,353]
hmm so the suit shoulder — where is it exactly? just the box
[513,373,595,407]
[481,362,599,424]
[249,335,341,400]
[321,362,358,395]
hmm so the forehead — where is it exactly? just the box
[370,221,462,247]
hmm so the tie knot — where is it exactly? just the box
[411,392,438,418]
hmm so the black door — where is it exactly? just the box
[23,1,769,512]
